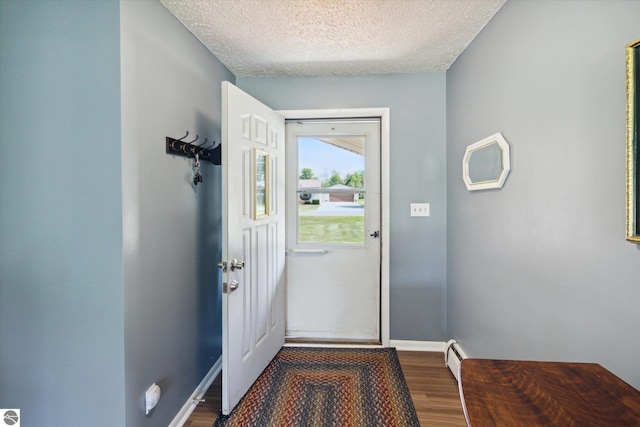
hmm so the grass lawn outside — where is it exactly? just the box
[298,216,364,243]
[298,204,320,212]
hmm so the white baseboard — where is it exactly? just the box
[168,356,222,427]
[390,340,446,352]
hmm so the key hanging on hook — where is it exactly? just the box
[193,153,204,185]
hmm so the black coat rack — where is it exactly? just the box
[165,131,220,165]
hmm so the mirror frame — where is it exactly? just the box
[463,133,511,192]
[627,39,640,243]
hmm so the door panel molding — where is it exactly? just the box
[278,108,390,347]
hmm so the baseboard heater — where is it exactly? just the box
[444,339,468,382]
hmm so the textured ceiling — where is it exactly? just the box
[159,0,507,77]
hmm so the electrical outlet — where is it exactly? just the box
[145,383,161,415]
[410,203,430,217]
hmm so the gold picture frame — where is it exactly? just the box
[254,148,270,219]
[627,39,640,243]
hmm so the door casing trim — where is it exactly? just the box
[278,108,390,347]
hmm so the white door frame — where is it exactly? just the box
[278,108,390,347]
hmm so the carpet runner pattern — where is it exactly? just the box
[214,346,420,427]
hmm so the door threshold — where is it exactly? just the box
[285,337,383,348]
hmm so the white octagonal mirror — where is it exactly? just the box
[463,133,511,191]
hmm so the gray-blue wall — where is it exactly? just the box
[0,1,125,425]
[121,0,232,425]
[0,0,232,425]
[447,0,640,389]
[238,74,448,341]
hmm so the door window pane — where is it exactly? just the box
[254,149,269,219]
[297,136,365,244]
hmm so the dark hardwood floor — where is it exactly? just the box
[184,373,222,427]
[183,350,467,427]
[399,351,468,426]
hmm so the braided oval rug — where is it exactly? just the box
[213,346,419,427]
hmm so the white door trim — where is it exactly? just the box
[278,108,390,347]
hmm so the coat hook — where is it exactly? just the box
[165,133,219,165]
[185,134,199,144]
[170,131,190,150]
[192,138,208,154]
[182,135,198,154]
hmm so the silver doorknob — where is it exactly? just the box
[230,258,245,271]
[223,280,239,294]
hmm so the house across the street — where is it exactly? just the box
[298,180,358,203]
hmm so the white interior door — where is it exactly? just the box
[221,82,285,415]
[285,119,381,342]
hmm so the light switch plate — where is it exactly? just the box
[410,203,430,217]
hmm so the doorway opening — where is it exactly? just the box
[220,86,389,415]
[280,109,390,347]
